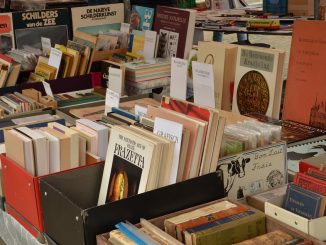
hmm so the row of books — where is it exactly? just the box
[0,53,21,88]
[4,119,108,176]
[100,199,314,245]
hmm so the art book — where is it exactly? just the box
[130,5,155,31]
[232,45,285,119]
[154,6,196,59]
[98,126,155,205]
[216,142,287,201]
[283,20,326,130]
[12,8,70,50]
[71,3,124,36]
[0,13,14,54]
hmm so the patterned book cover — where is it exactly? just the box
[293,172,326,196]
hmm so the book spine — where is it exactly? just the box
[186,210,255,234]
[195,214,265,245]
[294,173,326,196]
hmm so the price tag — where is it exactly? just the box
[135,104,147,119]
[41,37,51,55]
[42,81,54,98]
[105,89,120,109]
[48,48,62,79]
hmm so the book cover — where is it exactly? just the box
[216,142,287,201]
[263,0,288,15]
[283,183,326,219]
[154,6,196,59]
[299,154,326,173]
[287,136,326,173]
[197,42,238,110]
[71,3,124,36]
[98,126,155,205]
[130,5,155,31]
[12,8,70,50]
[232,46,285,119]
[283,21,326,130]
[233,230,293,245]
[0,13,14,54]
[307,168,326,180]
[293,172,326,196]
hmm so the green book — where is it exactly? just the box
[185,210,265,245]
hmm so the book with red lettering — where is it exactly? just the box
[306,168,326,181]
[293,172,326,196]
[283,20,326,130]
[154,6,196,59]
[0,13,14,54]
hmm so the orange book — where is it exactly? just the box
[175,204,249,242]
[283,20,326,129]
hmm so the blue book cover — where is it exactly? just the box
[111,107,139,121]
[263,0,288,15]
[130,5,155,31]
[185,210,256,234]
[283,183,325,219]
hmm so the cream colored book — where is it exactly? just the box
[232,45,285,119]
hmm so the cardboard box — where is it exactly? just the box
[265,193,326,240]
[40,164,225,245]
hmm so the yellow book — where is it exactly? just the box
[131,34,145,59]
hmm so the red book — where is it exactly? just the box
[299,154,326,173]
[293,172,326,196]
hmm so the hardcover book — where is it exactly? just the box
[130,5,155,31]
[299,154,326,173]
[216,142,287,201]
[0,13,14,54]
[263,0,288,15]
[71,3,124,36]
[197,42,238,110]
[232,46,285,119]
[283,183,326,219]
[12,8,70,50]
[98,126,155,205]
[293,172,326,196]
[283,21,326,130]
[154,6,196,59]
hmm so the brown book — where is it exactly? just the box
[233,230,293,245]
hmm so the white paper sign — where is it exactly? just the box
[135,105,148,119]
[48,48,62,79]
[42,81,54,98]
[120,23,130,33]
[144,30,157,60]
[108,67,123,95]
[170,57,188,100]
[105,89,120,114]
[154,117,183,184]
[192,61,215,108]
[41,37,51,55]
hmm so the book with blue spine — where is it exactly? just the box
[282,183,326,219]
[263,0,288,15]
[130,5,155,31]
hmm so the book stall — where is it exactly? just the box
[0,0,326,244]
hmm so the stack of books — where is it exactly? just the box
[0,53,21,87]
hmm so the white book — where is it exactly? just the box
[76,119,108,161]
[170,57,188,100]
[143,30,158,60]
[16,127,49,176]
[37,130,60,174]
[192,61,216,108]
[48,122,79,168]
[153,117,183,184]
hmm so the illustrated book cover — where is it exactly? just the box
[0,13,14,54]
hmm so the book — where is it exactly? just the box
[153,117,182,185]
[293,172,326,196]
[97,126,155,205]
[66,40,91,76]
[287,135,326,173]
[184,209,266,245]
[147,105,207,180]
[263,0,288,15]
[101,60,125,94]
[70,3,124,36]
[233,230,293,245]
[197,42,238,110]
[109,229,137,245]
[299,154,326,173]
[154,6,196,59]
[283,21,326,130]
[283,183,326,219]
[232,45,285,119]
[0,13,14,54]
[130,5,155,31]
[216,142,287,201]
[12,8,70,50]
[306,168,326,180]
